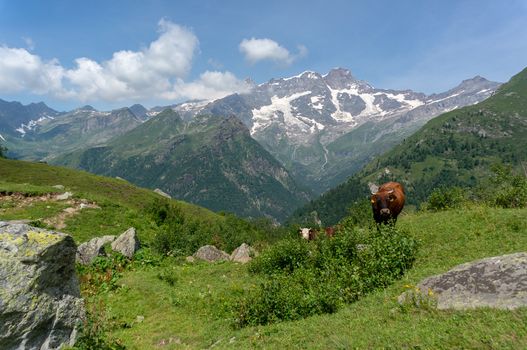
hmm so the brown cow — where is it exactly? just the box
[370,181,405,224]
[324,225,341,238]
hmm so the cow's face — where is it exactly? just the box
[299,228,311,240]
[371,190,397,218]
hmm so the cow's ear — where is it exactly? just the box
[368,182,379,194]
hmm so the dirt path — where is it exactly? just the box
[0,192,100,229]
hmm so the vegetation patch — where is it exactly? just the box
[233,224,418,327]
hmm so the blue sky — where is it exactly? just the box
[0,0,526,111]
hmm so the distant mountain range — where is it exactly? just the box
[289,67,527,225]
[55,110,310,222]
[0,67,502,220]
[195,69,500,192]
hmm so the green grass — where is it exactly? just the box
[0,158,222,244]
[0,200,69,221]
[0,180,59,196]
[89,205,527,349]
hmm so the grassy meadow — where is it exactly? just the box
[1,158,527,349]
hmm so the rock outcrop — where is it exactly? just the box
[230,243,256,263]
[193,245,230,262]
[111,227,140,258]
[0,221,84,350]
[154,188,171,199]
[399,252,527,310]
[76,235,116,265]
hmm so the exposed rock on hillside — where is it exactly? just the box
[193,245,230,262]
[230,243,256,263]
[0,222,84,349]
[111,227,140,258]
[154,188,171,198]
[399,252,527,310]
[76,235,116,265]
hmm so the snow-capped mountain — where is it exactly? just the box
[185,68,501,192]
[0,99,61,137]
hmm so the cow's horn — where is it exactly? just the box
[368,182,379,194]
[388,189,395,194]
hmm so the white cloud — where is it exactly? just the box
[0,19,249,104]
[239,38,307,65]
[165,71,252,100]
[0,46,64,94]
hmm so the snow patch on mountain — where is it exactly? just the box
[0,133,5,141]
[283,71,319,81]
[16,115,56,136]
[379,92,425,109]
[251,91,312,135]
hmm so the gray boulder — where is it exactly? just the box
[399,252,527,310]
[193,245,230,262]
[55,192,73,201]
[230,243,256,263]
[111,227,140,258]
[154,188,172,199]
[0,221,85,350]
[76,235,116,265]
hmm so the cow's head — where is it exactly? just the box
[371,188,397,218]
[299,227,311,240]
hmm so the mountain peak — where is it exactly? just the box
[78,105,97,111]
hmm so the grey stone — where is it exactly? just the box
[154,188,172,199]
[193,245,230,262]
[185,256,195,263]
[399,252,527,310]
[52,185,65,190]
[55,192,73,201]
[76,235,116,265]
[230,243,256,264]
[0,222,85,350]
[111,227,140,258]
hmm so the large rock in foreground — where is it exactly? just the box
[400,252,527,310]
[0,222,84,350]
[193,245,230,262]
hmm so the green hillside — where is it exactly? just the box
[2,156,527,349]
[290,67,527,225]
[55,110,311,222]
[0,158,285,257]
[83,206,527,349]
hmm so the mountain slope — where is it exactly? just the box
[6,106,142,160]
[189,69,500,192]
[55,109,311,221]
[0,99,61,137]
[289,67,527,225]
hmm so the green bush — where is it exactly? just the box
[487,164,527,208]
[234,225,418,327]
[248,238,311,275]
[426,186,466,211]
[341,199,373,228]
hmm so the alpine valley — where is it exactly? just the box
[0,68,501,221]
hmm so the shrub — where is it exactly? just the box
[487,164,527,208]
[426,186,466,211]
[248,238,311,275]
[234,225,418,327]
[341,199,373,228]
